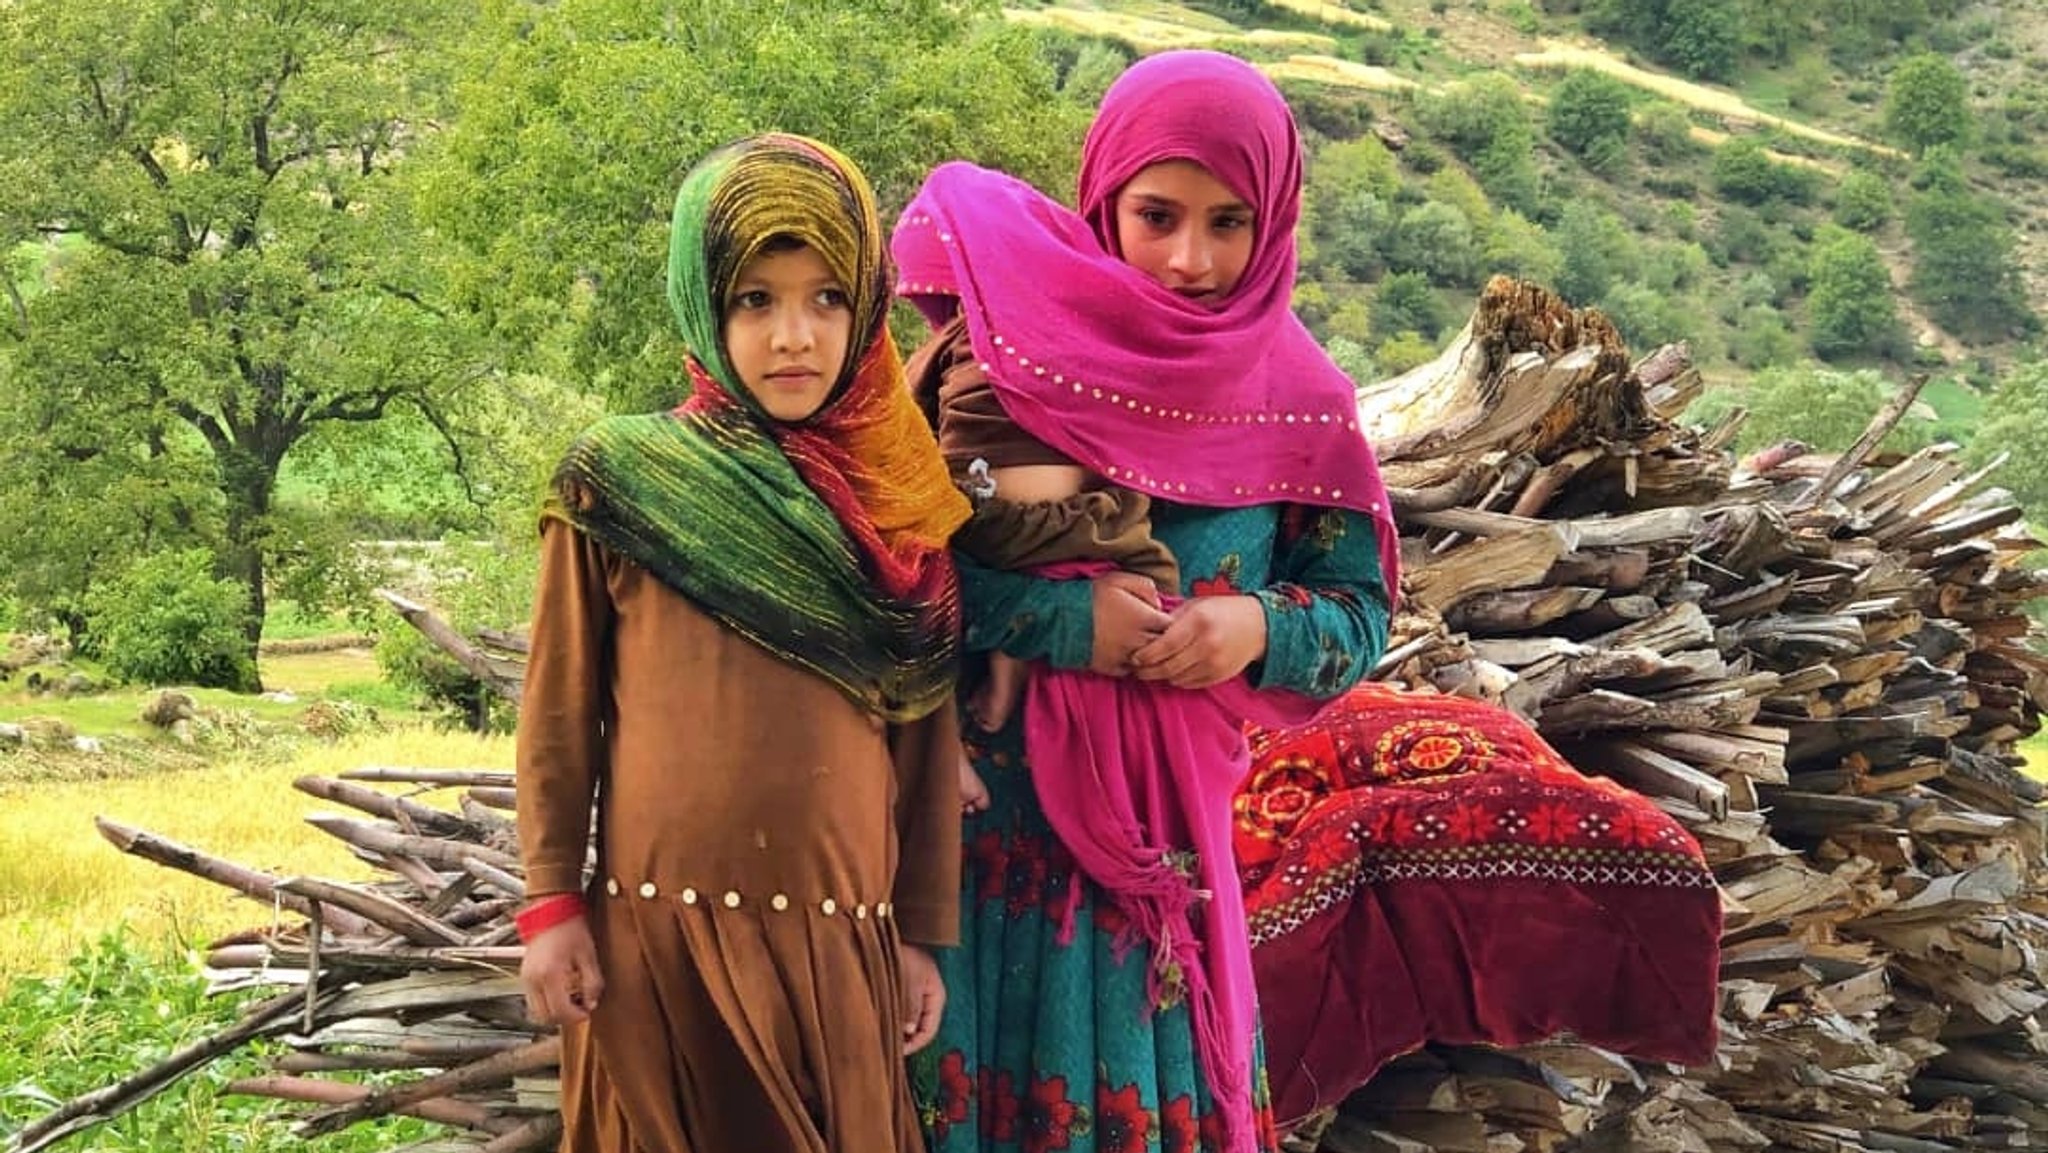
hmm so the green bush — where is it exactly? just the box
[1371,272,1448,344]
[1726,366,1934,455]
[1806,227,1902,360]
[1712,138,1780,204]
[1832,170,1894,231]
[1390,201,1480,286]
[1983,144,2048,180]
[1727,305,1800,370]
[1634,101,1698,161]
[1325,335,1378,384]
[1885,53,1973,156]
[1482,209,1565,288]
[1376,330,1440,374]
[1548,69,1635,159]
[82,550,253,689]
[1598,280,1695,351]
[372,538,537,732]
[0,931,429,1151]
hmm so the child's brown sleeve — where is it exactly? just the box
[515,520,614,899]
[888,698,964,947]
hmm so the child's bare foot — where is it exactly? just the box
[959,756,991,814]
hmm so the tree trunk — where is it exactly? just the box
[217,447,272,693]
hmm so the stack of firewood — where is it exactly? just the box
[1298,279,2048,1152]
[12,278,2048,1153]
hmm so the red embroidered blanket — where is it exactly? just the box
[1235,684,1722,1126]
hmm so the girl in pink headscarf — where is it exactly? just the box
[894,51,1398,1153]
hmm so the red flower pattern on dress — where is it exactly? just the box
[980,1067,1021,1143]
[1198,1107,1227,1151]
[1020,1073,1082,1153]
[1268,581,1315,610]
[969,828,1009,904]
[1159,1093,1198,1153]
[1095,1081,1151,1153]
[933,1050,973,1140]
[1004,832,1050,917]
[1092,894,1131,939]
[1191,553,1244,598]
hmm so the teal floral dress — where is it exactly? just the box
[914,501,1390,1153]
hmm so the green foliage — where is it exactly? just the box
[1412,74,1541,211]
[1727,304,1801,369]
[1375,330,1440,374]
[1312,137,1403,206]
[1784,54,1835,114]
[1424,168,1493,234]
[1905,181,2036,342]
[1598,280,1694,351]
[1710,365,1934,455]
[0,0,485,680]
[1324,297,1375,347]
[1966,361,2048,514]
[0,932,428,1151]
[423,0,1087,414]
[1832,170,1895,231]
[1371,273,1448,344]
[1884,53,1973,156]
[1661,0,1743,80]
[374,538,538,732]
[1318,190,1395,280]
[1805,227,1901,359]
[1634,102,1700,163]
[1324,336,1377,384]
[1587,0,1742,80]
[1390,202,1480,287]
[1642,241,1712,295]
[1548,69,1635,159]
[1482,210,1565,289]
[1740,0,1805,62]
[1059,39,1130,106]
[1553,201,1636,304]
[1306,137,1402,281]
[1712,138,1786,205]
[81,550,253,690]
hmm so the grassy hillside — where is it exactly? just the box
[1022,0,2045,414]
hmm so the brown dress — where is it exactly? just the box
[516,522,962,1153]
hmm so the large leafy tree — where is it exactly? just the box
[1805,226,1900,360]
[1905,159,2036,343]
[1885,53,1972,157]
[0,0,480,687]
[1587,0,1742,80]
[1967,361,2048,516]
[422,0,1091,414]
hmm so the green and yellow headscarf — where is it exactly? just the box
[545,134,970,721]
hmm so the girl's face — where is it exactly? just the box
[722,242,852,422]
[1111,159,1256,305]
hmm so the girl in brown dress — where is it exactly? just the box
[513,133,971,1153]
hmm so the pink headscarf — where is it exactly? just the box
[894,49,1399,601]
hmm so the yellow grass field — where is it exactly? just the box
[1265,0,1391,31]
[0,729,511,987]
[1006,5,1336,54]
[1264,54,1417,93]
